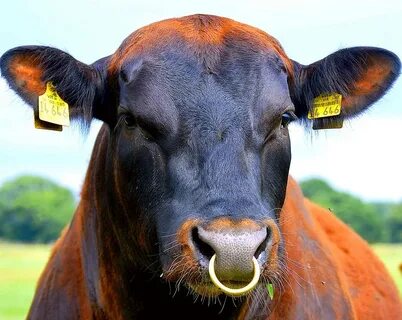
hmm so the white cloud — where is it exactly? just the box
[290,115,402,202]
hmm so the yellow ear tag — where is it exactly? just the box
[38,82,70,126]
[308,93,342,119]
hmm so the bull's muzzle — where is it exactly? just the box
[189,219,272,296]
[197,225,267,279]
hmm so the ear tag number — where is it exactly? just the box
[34,112,63,131]
[38,82,70,126]
[308,93,342,119]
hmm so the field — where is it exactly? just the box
[0,243,401,319]
[0,243,50,320]
[372,244,402,294]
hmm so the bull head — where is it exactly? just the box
[1,14,400,315]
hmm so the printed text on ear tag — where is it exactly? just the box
[38,82,70,126]
[308,93,342,119]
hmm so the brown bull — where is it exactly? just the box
[1,14,401,319]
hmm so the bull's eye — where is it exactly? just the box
[136,117,160,141]
[121,111,161,141]
[123,114,137,128]
[281,111,297,128]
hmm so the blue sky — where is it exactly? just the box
[0,0,401,201]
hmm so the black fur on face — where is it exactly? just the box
[110,38,294,270]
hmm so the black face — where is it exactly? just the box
[110,41,296,296]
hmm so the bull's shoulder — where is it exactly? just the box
[277,178,401,319]
[304,198,402,319]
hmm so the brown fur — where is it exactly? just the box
[266,178,402,319]
[29,176,402,319]
[163,219,200,282]
[3,14,397,319]
[8,54,45,96]
[108,15,293,80]
[342,55,395,111]
[202,217,263,232]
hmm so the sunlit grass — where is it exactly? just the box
[372,243,402,295]
[0,242,51,320]
[0,242,400,319]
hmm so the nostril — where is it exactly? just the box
[254,227,270,259]
[191,227,215,260]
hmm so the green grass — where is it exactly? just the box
[0,243,400,319]
[0,242,51,320]
[372,243,402,295]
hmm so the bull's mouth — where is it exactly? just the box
[187,280,259,297]
[163,259,278,299]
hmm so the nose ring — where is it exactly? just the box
[208,254,260,297]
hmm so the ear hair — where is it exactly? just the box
[1,46,110,130]
[90,55,115,125]
[290,47,401,123]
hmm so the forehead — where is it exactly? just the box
[111,15,292,78]
[115,15,292,127]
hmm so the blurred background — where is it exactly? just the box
[0,1,401,319]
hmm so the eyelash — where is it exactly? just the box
[119,107,297,143]
[281,111,298,128]
[120,112,161,141]
[123,113,136,128]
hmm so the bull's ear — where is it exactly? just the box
[0,46,110,126]
[290,47,400,124]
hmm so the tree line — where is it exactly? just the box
[0,175,75,243]
[0,175,400,243]
[300,178,402,243]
